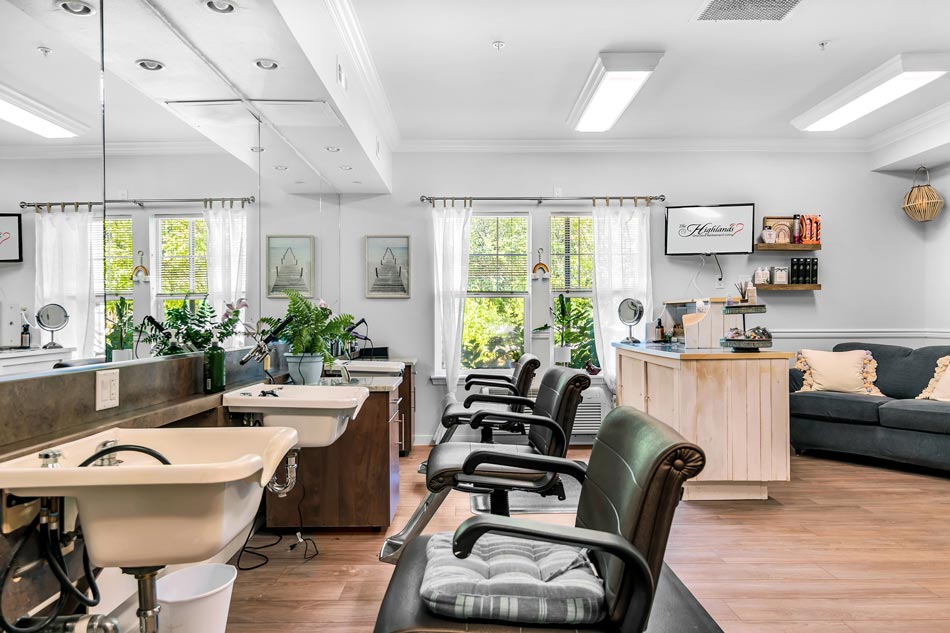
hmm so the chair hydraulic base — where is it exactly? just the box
[379,488,451,564]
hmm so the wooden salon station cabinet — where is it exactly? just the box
[614,342,794,500]
[267,376,402,529]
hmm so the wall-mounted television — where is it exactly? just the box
[665,204,755,256]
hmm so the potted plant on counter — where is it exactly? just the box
[262,290,355,385]
[551,293,600,372]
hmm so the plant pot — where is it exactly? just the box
[286,354,325,385]
[553,346,572,365]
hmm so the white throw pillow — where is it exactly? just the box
[917,356,950,402]
[795,349,883,395]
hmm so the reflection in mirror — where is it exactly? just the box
[0,0,104,376]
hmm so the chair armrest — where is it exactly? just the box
[464,379,519,394]
[465,372,513,384]
[469,410,566,451]
[462,452,587,484]
[789,368,804,393]
[463,393,534,409]
[453,515,654,633]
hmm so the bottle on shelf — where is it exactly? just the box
[654,318,665,342]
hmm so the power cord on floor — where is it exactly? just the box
[236,530,283,571]
[290,481,318,561]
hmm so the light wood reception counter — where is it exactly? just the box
[614,342,795,500]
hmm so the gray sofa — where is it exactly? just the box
[790,342,950,471]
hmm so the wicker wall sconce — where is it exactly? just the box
[902,166,944,222]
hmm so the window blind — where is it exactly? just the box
[468,216,528,293]
[550,215,594,292]
[158,217,208,295]
[90,217,134,295]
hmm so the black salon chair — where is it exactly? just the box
[381,366,590,563]
[420,354,541,474]
[374,406,706,633]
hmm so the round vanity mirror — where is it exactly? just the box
[36,303,69,349]
[617,298,644,344]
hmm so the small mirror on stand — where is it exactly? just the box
[618,298,644,344]
[36,303,69,349]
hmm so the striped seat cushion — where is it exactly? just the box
[420,531,606,625]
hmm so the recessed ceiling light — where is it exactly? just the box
[568,52,664,133]
[250,146,265,153]
[793,53,950,132]
[254,58,279,71]
[0,83,84,138]
[204,0,236,14]
[37,47,52,58]
[136,59,165,71]
[59,1,95,16]
[274,165,288,171]
[325,146,340,152]
[339,165,352,171]
[492,41,506,51]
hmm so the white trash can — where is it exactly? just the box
[156,564,238,633]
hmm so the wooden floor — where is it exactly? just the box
[227,447,950,633]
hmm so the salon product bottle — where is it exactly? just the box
[654,318,665,342]
[19,324,30,348]
[166,329,186,355]
[204,336,226,394]
[792,215,801,243]
[811,258,819,284]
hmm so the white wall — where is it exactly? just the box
[923,164,950,343]
[334,150,929,441]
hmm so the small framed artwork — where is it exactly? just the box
[266,235,315,298]
[0,214,23,263]
[365,235,410,298]
[762,216,794,244]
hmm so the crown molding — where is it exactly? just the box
[0,140,224,160]
[866,102,950,153]
[395,137,868,154]
[325,0,401,149]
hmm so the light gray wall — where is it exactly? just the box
[337,150,928,442]
[923,164,950,343]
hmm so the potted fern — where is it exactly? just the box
[261,290,355,384]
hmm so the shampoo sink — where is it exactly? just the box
[0,426,298,568]
[223,383,369,447]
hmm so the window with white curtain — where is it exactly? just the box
[90,216,134,354]
[155,216,209,316]
[461,215,530,369]
[549,214,599,369]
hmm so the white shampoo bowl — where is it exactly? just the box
[0,426,298,568]
[223,384,369,448]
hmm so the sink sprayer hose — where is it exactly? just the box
[0,445,171,633]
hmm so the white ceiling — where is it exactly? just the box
[352,0,950,143]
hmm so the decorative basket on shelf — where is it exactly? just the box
[902,166,944,223]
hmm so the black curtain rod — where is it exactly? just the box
[420,194,666,205]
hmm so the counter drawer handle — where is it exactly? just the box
[390,397,404,406]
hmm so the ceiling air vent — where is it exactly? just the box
[697,0,803,21]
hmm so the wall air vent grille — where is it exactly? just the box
[697,0,803,21]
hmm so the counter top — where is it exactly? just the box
[314,375,403,392]
[0,346,76,359]
[613,341,794,360]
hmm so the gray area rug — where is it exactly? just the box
[469,469,584,515]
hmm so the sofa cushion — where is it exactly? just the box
[420,531,605,625]
[790,391,894,424]
[879,400,950,436]
[795,349,883,395]
[834,343,950,400]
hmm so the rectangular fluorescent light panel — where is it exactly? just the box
[0,84,83,139]
[569,52,664,133]
[793,54,950,133]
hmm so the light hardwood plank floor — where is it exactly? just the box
[227,448,950,633]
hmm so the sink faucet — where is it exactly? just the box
[93,439,121,466]
[38,449,63,468]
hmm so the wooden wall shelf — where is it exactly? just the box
[755,284,821,291]
[754,243,821,252]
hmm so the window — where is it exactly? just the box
[549,215,599,369]
[91,217,134,354]
[462,215,529,369]
[156,217,208,316]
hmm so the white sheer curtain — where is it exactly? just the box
[432,200,473,442]
[34,210,95,357]
[204,205,248,346]
[592,199,654,392]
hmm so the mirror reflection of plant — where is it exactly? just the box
[105,297,135,361]
[551,294,600,370]
[137,298,239,356]
[260,290,355,364]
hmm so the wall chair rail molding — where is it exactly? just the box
[770,328,946,340]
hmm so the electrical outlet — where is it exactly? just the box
[553,186,563,198]
[714,279,725,289]
[95,369,120,411]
